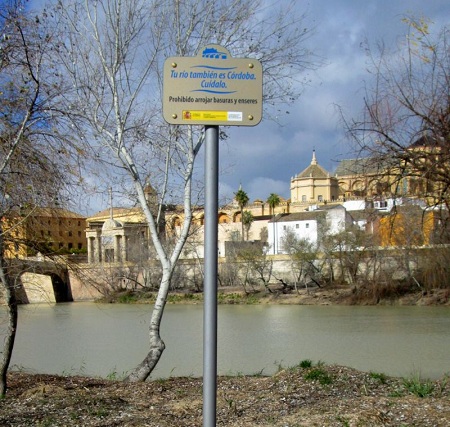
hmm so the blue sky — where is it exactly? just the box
[23,0,450,213]
[219,0,450,204]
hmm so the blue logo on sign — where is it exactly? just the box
[202,47,228,59]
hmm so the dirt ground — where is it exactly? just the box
[1,364,449,426]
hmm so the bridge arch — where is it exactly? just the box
[10,259,73,304]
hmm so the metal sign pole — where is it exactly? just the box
[203,125,219,427]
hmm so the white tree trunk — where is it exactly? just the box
[125,268,171,381]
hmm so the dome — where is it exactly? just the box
[295,150,330,179]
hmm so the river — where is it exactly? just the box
[1,303,449,379]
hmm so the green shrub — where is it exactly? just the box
[299,359,313,369]
[304,368,332,385]
[369,371,388,384]
[117,291,138,303]
[403,374,434,397]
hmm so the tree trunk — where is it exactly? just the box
[0,235,18,397]
[241,207,245,241]
[125,269,171,382]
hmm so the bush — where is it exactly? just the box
[298,359,313,369]
[304,368,332,385]
[403,374,434,397]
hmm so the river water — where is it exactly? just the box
[1,303,449,379]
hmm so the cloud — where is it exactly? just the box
[247,177,289,202]
[26,0,450,214]
[216,0,450,206]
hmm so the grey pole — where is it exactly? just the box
[203,125,219,427]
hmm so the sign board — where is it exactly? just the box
[163,45,262,126]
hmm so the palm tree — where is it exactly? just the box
[266,193,281,216]
[242,210,254,241]
[235,186,249,241]
[266,193,281,253]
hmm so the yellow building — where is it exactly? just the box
[84,144,449,263]
[334,136,445,203]
[290,150,340,204]
[334,157,387,199]
[3,207,87,258]
[378,206,448,247]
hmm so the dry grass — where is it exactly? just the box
[1,365,449,426]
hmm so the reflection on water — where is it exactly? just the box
[1,303,449,379]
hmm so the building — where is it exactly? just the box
[378,205,450,247]
[290,150,339,204]
[85,207,150,264]
[267,205,353,254]
[3,207,87,258]
[85,148,449,264]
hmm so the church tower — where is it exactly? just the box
[290,151,339,204]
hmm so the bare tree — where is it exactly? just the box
[54,0,319,381]
[236,244,273,293]
[344,17,450,211]
[280,228,319,292]
[0,1,78,396]
[325,226,376,286]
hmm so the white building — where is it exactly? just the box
[267,205,352,254]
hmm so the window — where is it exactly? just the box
[78,231,82,237]
[305,223,309,228]
[318,195,323,202]
[302,195,306,202]
[283,225,286,230]
[296,224,299,229]
[68,231,72,237]
[78,243,83,250]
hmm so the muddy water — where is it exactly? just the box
[2,303,449,379]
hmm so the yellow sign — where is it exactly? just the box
[163,45,262,126]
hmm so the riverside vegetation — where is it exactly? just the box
[99,282,450,306]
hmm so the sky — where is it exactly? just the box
[22,0,450,214]
[217,0,450,204]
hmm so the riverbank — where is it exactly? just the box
[101,284,450,306]
[1,363,449,426]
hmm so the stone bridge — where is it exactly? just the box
[8,258,73,304]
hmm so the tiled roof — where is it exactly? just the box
[296,163,330,179]
[20,207,86,219]
[269,211,326,223]
[295,150,331,179]
[334,158,382,177]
